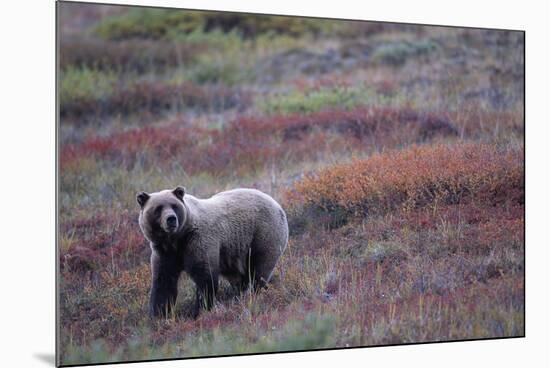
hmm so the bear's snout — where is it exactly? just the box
[162,211,179,233]
[166,215,177,228]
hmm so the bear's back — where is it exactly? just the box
[185,188,287,247]
[195,189,284,225]
[210,188,282,209]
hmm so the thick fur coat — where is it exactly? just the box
[137,187,289,317]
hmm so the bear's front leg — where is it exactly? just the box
[149,250,181,318]
[190,263,219,318]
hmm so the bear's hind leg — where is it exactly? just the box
[249,251,278,292]
[249,214,288,291]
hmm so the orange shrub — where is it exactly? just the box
[286,143,523,216]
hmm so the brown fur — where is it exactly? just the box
[137,186,288,318]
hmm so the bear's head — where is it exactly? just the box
[136,186,187,244]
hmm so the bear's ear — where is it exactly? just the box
[172,186,186,202]
[136,192,150,208]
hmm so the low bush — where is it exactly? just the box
[372,40,439,66]
[228,106,458,144]
[184,53,248,85]
[59,210,148,274]
[60,79,248,119]
[59,66,117,108]
[60,37,204,72]
[95,8,343,41]
[261,87,373,115]
[61,107,459,173]
[286,143,523,221]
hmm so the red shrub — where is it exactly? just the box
[60,210,148,274]
[286,143,524,215]
[61,106,460,176]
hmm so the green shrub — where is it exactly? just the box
[95,8,202,40]
[95,8,344,41]
[169,31,252,85]
[261,87,374,115]
[59,66,118,106]
[183,54,247,85]
[169,27,245,51]
[372,40,439,66]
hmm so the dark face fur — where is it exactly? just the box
[137,186,187,244]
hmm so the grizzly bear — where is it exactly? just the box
[136,186,289,318]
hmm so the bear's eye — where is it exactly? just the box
[153,205,163,216]
[171,204,178,212]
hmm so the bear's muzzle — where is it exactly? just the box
[161,211,179,234]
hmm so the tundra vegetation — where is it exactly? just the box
[58,3,524,365]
